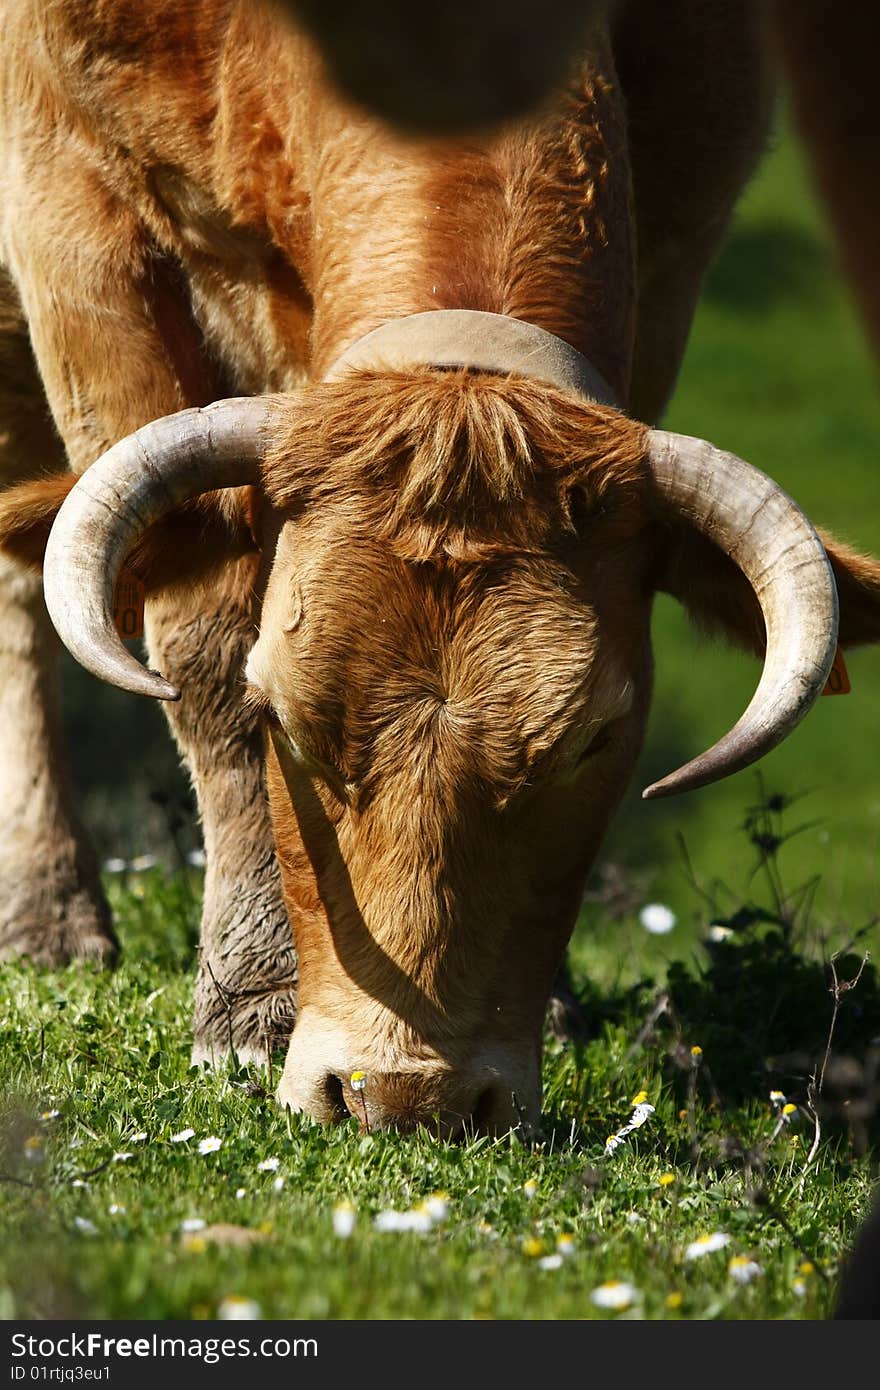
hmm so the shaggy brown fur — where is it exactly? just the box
[262,370,649,557]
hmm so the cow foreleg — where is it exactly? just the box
[145,568,298,1064]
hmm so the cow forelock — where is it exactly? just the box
[262,368,648,556]
[251,370,652,1129]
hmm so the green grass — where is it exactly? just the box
[1,819,878,1321]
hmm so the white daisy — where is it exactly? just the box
[639,903,676,935]
[423,1193,449,1223]
[217,1296,261,1320]
[256,1157,280,1172]
[374,1208,432,1234]
[604,1101,655,1155]
[590,1281,639,1310]
[197,1136,222,1155]
[729,1256,763,1285]
[180,1218,206,1233]
[332,1202,356,1238]
[170,1129,195,1144]
[684,1232,731,1260]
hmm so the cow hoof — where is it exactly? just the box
[0,882,117,968]
[190,974,298,1067]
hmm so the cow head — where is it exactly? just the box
[248,363,654,1132]
[3,310,874,1137]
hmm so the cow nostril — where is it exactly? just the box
[322,1073,348,1123]
[468,1086,500,1136]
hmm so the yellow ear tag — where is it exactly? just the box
[821,646,851,696]
[113,567,145,641]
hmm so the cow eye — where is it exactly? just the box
[267,719,350,802]
[567,485,604,536]
[243,682,281,729]
[578,728,613,764]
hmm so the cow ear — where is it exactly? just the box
[654,522,880,654]
[0,472,260,591]
[822,531,880,647]
[0,474,77,570]
[124,491,260,592]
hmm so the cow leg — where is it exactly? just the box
[613,0,774,423]
[3,165,297,1059]
[145,571,299,1064]
[0,272,115,964]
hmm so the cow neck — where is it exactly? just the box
[323,311,619,407]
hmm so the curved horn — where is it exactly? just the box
[43,397,280,701]
[643,430,839,799]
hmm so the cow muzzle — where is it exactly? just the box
[277,1010,541,1138]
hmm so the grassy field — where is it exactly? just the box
[1,806,879,1322]
[3,120,880,1322]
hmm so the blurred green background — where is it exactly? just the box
[61,114,880,931]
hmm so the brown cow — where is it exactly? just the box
[1,0,879,1134]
